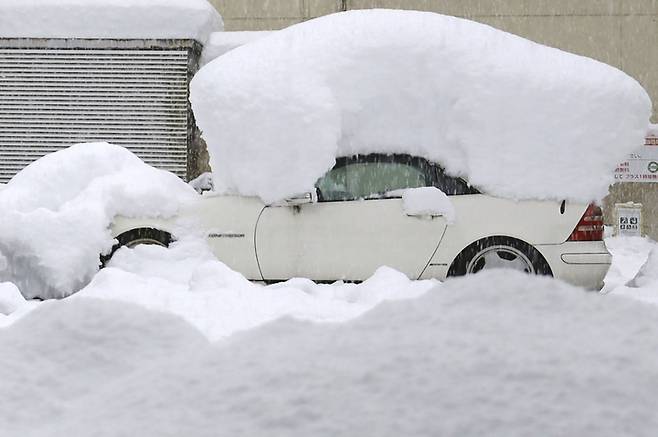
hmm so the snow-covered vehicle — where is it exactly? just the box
[109,153,611,290]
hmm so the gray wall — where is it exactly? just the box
[209,0,658,238]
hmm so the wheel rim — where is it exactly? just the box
[466,245,535,274]
[126,238,167,249]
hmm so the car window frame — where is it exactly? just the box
[315,153,479,202]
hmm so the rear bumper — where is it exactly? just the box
[535,241,611,290]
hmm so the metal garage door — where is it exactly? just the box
[0,42,196,183]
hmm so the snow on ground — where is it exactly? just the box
[201,31,275,65]
[3,270,658,436]
[0,143,198,299]
[76,238,435,341]
[191,9,651,204]
[0,0,222,43]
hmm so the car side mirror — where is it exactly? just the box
[283,190,318,206]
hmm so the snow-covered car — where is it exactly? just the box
[108,153,611,290]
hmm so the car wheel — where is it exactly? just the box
[101,228,172,267]
[447,236,552,277]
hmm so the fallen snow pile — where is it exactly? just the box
[3,271,658,436]
[77,238,434,340]
[630,247,658,287]
[605,236,658,305]
[0,143,198,299]
[0,0,223,43]
[602,236,656,292]
[191,9,651,204]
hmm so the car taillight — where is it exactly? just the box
[568,204,604,241]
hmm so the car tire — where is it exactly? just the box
[447,236,552,277]
[101,228,172,267]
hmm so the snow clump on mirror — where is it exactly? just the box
[401,187,456,222]
[0,143,199,299]
[191,9,652,204]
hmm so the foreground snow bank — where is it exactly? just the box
[0,0,222,43]
[3,271,658,436]
[78,238,435,340]
[191,9,651,204]
[0,143,198,299]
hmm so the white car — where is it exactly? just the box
[109,154,611,289]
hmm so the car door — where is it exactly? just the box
[255,155,449,281]
[188,195,266,280]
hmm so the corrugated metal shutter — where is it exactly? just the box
[0,47,191,182]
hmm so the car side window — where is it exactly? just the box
[316,157,431,202]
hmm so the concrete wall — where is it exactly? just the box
[208,0,658,239]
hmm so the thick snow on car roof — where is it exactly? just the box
[0,0,223,43]
[191,9,652,204]
[201,31,275,65]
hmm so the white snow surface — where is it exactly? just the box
[77,238,435,341]
[191,10,651,204]
[0,143,198,299]
[3,270,658,436]
[0,282,24,316]
[630,247,658,288]
[201,31,275,65]
[188,171,214,193]
[402,186,455,222]
[0,282,35,328]
[603,236,658,305]
[648,123,658,137]
[0,0,223,43]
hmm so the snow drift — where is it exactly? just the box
[77,237,435,341]
[191,9,652,204]
[0,0,223,43]
[4,271,658,436]
[0,143,198,299]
